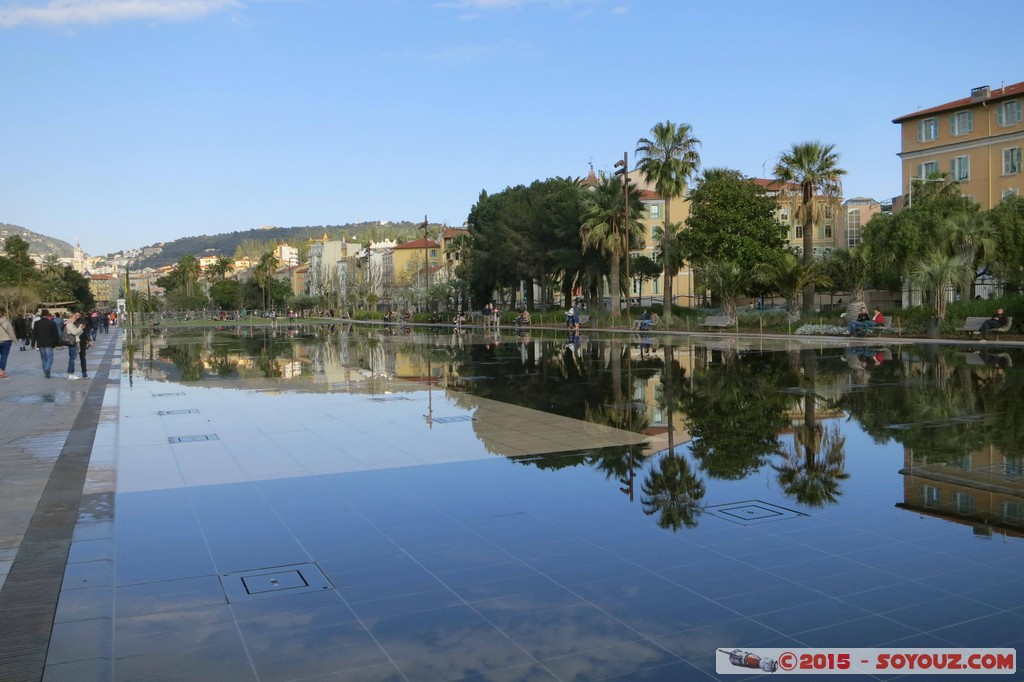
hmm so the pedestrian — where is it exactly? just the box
[13,312,29,351]
[64,311,85,380]
[0,307,16,378]
[90,311,100,340]
[32,309,60,378]
[100,311,110,334]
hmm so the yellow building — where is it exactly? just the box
[894,81,1024,210]
[88,274,118,307]
[392,238,440,288]
[752,179,841,256]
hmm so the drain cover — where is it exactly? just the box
[432,416,477,424]
[221,563,333,602]
[152,392,187,397]
[167,434,220,443]
[158,409,200,416]
[370,396,412,402]
[706,500,807,525]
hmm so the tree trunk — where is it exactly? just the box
[662,202,673,324]
[801,187,815,315]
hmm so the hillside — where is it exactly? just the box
[1,223,75,258]
[130,221,442,268]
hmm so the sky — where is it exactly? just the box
[2,0,1023,257]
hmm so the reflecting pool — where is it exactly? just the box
[51,325,1024,680]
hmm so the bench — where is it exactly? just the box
[959,316,1012,336]
[632,313,659,331]
[699,315,733,330]
[864,315,900,336]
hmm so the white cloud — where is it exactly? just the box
[436,0,595,10]
[0,0,242,28]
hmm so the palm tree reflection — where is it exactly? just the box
[640,451,706,530]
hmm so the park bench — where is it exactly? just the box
[959,316,1013,336]
[631,313,659,331]
[699,315,733,330]
[865,315,900,336]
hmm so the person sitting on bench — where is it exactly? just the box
[979,308,1008,340]
[848,307,872,336]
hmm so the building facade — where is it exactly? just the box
[894,81,1024,210]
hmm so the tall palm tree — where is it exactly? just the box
[774,141,846,314]
[636,121,701,324]
[253,252,280,310]
[206,255,235,284]
[579,176,644,318]
[822,245,873,307]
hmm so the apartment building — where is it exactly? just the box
[893,81,1024,210]
[751,179,841,256]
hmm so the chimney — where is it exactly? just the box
[970,85,991,101]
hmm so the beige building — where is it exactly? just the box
[392,238,440,288]
[88,274,118,307]
[894,81,1024,210]
[841,197,886,248]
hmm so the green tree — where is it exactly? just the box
[757,251,831,323]
[989,194,1024,291]
[205,255,235,283]
[208,279,241,309]
[695,260,754,320]
[908,250,973,320]
[680,168,788,270]
[630,254,662,305]
[640,452,706,531]
[636,121,701,324]
[579,175,644,318]
[773,141,846,314]
[821,245,874,304]
[940,210,996,299]
[252,252,281,309]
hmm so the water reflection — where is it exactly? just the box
[124,326,1024,537]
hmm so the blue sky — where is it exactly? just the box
[2,0,1022,257]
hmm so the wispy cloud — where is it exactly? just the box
[436,0,595,10]
[0,0,242,28]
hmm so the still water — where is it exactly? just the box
[125,324,1024,537]
[66,323,1024,680]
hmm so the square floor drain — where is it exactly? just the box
[432,415,477,424]
[158,409,200,416]
[706,500,807,525]
[152,392,187,397]
[221,563,333,602]
[370,396,412,402]
[167,434,220,443]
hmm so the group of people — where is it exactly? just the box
[0,308,113,380]
[847,306,885,336]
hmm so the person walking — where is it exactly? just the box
[77,315,93,379]
[64,311,85,380]
[0,308,16,378]
[13,313,29,351]
[32,309,60,378]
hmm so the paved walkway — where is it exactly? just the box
[0,331,119,682]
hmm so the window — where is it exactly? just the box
[917,117,939,141]
[847,208,862,247]
[950,110,973,136]
[1004,147,1022,175]
[918,161,940,178]
[998,98,1022,127]
[952,492,976,514]
[1005,455,1023,478]
[429,249,438,258]
[951,155,970,181]
[824,205,833,219]
[795,225,803,239]
[922,485,941,507]
[821,225,833,239]
[1001,501,1023,525]
[1004,187,1020,200]
[647,203,662,219]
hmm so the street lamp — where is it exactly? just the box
[420,216,430,311]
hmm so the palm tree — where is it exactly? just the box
[640,451,706,530]
[775,422,849,508]
[908,249,973,321]
[757,250,832,323]
[206,255,235,284]
[636,121,701,324]
[773,142,846,314]
[579,176,644,318]
[940,211,995,300]
[695,260,753,321]
[253,252,280,310]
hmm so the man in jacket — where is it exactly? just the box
[32,309,60,378]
